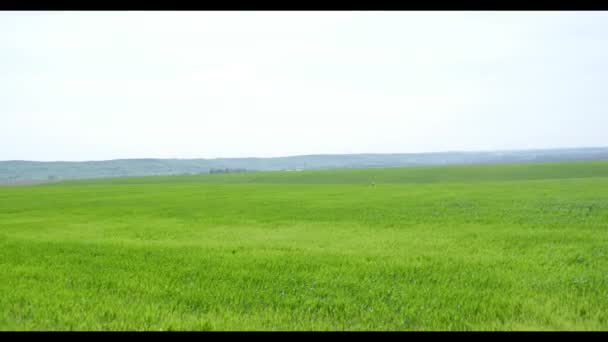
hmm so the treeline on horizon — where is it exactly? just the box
[208,168,251,174]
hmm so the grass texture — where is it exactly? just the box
[1,161,608,330]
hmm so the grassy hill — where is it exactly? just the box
[1,161,607,330]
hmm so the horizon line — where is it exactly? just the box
[2,145,608,163]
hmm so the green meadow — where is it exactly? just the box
[1,161,608,330]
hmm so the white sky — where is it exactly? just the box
[1,11,607,161]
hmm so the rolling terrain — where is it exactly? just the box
[1,161,608,330]
[2,146,608,183]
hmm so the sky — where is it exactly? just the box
[1,11,607,161]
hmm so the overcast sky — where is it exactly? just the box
[1,11,607,161]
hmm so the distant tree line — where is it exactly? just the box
[209,168,250,174]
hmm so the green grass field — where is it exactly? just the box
[1,161,608,330]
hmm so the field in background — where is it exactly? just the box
[3,147,608,183]
[1,161,608,330]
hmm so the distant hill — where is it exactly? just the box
[2,147,608,184]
